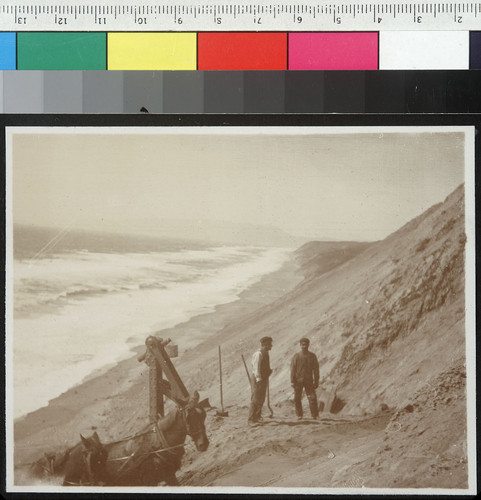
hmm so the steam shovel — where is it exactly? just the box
[216,345,229,417]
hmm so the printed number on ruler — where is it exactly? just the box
[1,0,480,31]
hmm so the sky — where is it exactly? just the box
[10,127,467,241]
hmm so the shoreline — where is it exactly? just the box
[13,253,304,467]
[12,246,295,420]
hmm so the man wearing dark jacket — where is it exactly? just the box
[248,336,273,424]
[290,337,319,419]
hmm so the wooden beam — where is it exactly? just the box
[146,336,190,404]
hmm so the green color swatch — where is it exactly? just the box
[17,33,106,70]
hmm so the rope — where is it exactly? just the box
[105,427,155,446]
[107,442,185,462]
[108,408,182,445]
[16,428,154,457]
[107,414,186,464]
[22,410,191,473]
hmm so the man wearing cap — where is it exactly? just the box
[290,338,320,419]
[248,336,273,425]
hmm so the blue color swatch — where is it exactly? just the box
[470,32,481,69]
[0,33,16,69]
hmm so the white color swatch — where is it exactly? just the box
[380,31,469,69]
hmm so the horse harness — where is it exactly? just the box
[108,406,198,469]
[58,405,204,483]
[180,404,206,439]
[63,448,99,486]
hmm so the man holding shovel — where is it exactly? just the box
[290,337,320,420]
[247,336,273,425]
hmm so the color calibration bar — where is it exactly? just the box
[1,70,480,113]
[1,1,481,31]
[0,31,480,69]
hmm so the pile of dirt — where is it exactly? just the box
[343,361,468,488]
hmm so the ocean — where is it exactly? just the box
[10,226,293,419]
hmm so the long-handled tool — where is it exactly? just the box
[266,379,274,418]
[242,354,274,418]
[241,354,252,384]
[216,345,228,417]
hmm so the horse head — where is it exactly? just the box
[76,431,108,485]
[180,391,209,452]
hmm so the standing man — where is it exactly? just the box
[290,338,320,419]
[248,336,273,425]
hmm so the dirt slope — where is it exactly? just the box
[14,185,470,490]
[182,186,466,415]
[294,240,373,279]
[177,184,468,489]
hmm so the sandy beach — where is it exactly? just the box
[13,254,304,469]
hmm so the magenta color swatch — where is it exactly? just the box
[289,32,378,70]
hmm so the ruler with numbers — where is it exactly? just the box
[0,1,480,31]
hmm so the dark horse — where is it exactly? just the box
[30,431,108,485]
[104,391,209,486]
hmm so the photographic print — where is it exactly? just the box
[5,124,476,494]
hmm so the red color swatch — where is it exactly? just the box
[198,33,287,70]
[289,32,378,70]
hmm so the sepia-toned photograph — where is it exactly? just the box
[5,125,476,494]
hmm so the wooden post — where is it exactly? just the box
[157,365,164,418]
[146,336,189,404]
[139,335,186,422]
[139,336,183,423]
[145,346,164,422]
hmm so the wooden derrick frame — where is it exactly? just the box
[138,336,189,423]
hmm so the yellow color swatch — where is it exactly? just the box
[108,33,197,70]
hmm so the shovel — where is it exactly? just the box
[216,345,229,417]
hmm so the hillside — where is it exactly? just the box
[294,240,373,279]
[14,184,470,491]
[178,184,469,489]
[182,185,466,412]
